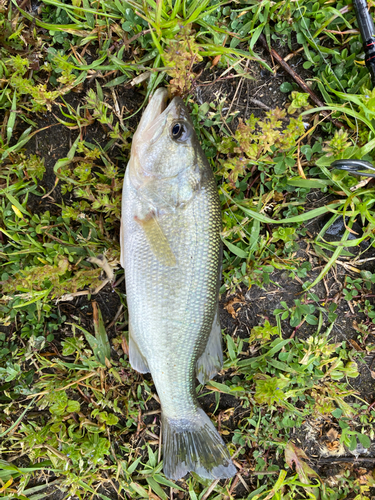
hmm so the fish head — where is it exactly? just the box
[129,88,200,189]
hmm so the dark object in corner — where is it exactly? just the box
[353,0,375,88]
[332,159,375,178]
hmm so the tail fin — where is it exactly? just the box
[162,408,236,480]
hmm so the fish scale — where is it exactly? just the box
[121,88,236,480]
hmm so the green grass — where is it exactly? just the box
[1,0,375,498]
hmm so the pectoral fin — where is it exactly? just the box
[129,322,149,374]
[196,307,223,385]
[135,213,176,267]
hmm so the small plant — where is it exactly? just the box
[164,26,203,95]
[217,108,305,192]
[274,299,318,327]
[287,91,311,114]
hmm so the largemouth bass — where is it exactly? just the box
[120,88,236,480]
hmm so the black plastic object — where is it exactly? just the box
[331,158,375,177]
[353,0,375,87]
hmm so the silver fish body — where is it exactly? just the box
[121,88,235,480]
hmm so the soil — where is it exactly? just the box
[11,37,375,499]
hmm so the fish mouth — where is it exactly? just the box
[134,88,185,146]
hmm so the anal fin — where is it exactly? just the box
[129,323,149,374]
[196,307,223,385]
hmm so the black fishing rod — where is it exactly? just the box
[329,1,375,177]
[353,0,375,88]
[331,159,375,177]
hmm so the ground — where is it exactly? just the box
[1,9,375,500]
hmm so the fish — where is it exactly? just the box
[120,87,236,480]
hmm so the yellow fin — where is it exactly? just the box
[135,213,176,267]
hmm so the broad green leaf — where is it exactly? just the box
[222,238,248,258]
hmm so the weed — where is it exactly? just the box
[164,26,203,96]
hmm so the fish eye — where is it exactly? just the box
[171,122,184,139]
